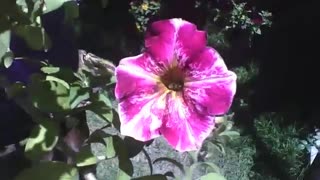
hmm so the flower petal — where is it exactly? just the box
[184,48,237,115]
[115,54,163,100]
[160,92,215,152]
[144,18,206,68]
[145,19,176,66]
[118,92,167,141]
[172,19,207,65]
[115,54,169,141]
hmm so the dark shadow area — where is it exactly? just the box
[251,0,320,125]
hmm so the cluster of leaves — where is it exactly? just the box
[231,62,258,85]
[0,0,78,67]
[210,0,272,44]
[129,0,161,32]
[254,113,307,179]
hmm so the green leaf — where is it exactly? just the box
[89,92,113,122]
[132,174,167,180]
[106,136,117,158]
[4,55,13,67]
[14,25,51,50]
[87,130,115,158]
[1,51,14,68]
[124,136,145,158]
[69,85,90,109]
[208,141,225,155]
[76,145,98,167]
[25,120,59,160]
[28,74,71,112]
[0,30,11,62]
[46,75,70,89]
[200,173,226,180]
[43,0,69,13]
[190,162,221,175]
[14,161,79,180]
[219,130,240,141]
[41,66,61,74]
[113,136,134,177]
[63,1,79,22]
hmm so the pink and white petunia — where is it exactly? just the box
[115,18,237,152]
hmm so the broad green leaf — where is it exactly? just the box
[87,130,115,158]
[124,136,145,158]
[219,130,240,140]
[14,25,51,50]
[200,173,226,180]
[76,145,98,167]
[69,85,90,109]
[1,51,14,68]
[46,75,70,89]
[25,120,59,160]
[208,141,225,155]
[14,161,79,180]
[4,55,13,68]
[106,136,117,158]
[190,162,221,175]
[89,103,113,123]
[0,30,10,63]
[114,136,134,177]
[63,1,79,22]
[43,0,69,13]
[41,66,61,74]
[28,74,71,112]
[132,174,167,180]
[89,92,113,122]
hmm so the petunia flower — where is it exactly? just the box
[115,18,237,152]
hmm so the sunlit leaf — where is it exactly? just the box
[41,66,61,74]
[14,161,79,180]
[89,92,113,123]
[200,173,226,180]
[87,130,116,158]
[28,74,71,112]
[1,51,14,68]
[76,145,98,167]
[69,85,90,109]
[25,120,59,160]
[0,30,11,64]
[219,130,240,141]
[43,0,69,13]
[46,75,70,89]
[63,1,79,23]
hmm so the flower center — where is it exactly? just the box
[160,66,184,91]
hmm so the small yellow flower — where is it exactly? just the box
[141,3,149,11]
